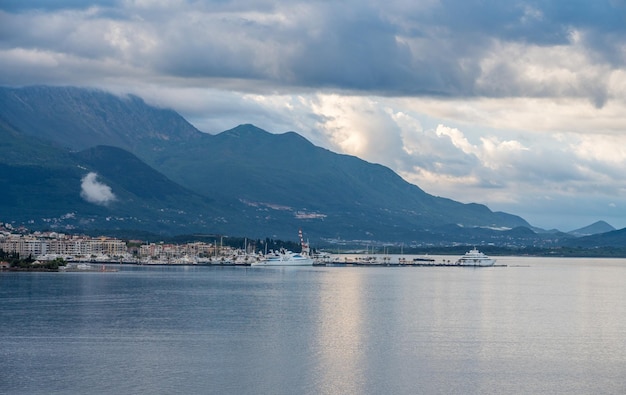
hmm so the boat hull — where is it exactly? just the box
[457,259,496,267]
[251,258,313,266]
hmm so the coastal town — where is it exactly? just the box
[0,224,255,267]
[0,224,505,269]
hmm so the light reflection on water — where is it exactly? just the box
[1,257,626,394]
[312,269,366,395]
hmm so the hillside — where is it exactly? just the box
[0,85,540,243]
[163,124,530,233]
[0,121,241,235]
[564,227,626,248]
[568,220,615,237]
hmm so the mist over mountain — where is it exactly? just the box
[0,85,610,246]
[0,86,201,152]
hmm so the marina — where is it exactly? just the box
[18,229,507,269]
[6,228,510,269]
[319,254,506,267]
[52,253,507,268]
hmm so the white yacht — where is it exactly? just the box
[456,248,496,266]
[251,229,313,266]
[251,249,314,266]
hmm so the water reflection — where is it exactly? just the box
[4,259,626,394]
[311,268,366,395]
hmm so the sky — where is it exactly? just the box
[2,0,626,231]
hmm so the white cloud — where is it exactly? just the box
[308,95,405,164]
[435,125,477,156]
[572,135,626,164]
[80,172,116,206]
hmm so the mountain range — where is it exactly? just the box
[0,85,622,247]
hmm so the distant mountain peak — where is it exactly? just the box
[220,124,271,138]
[569,220,615,237]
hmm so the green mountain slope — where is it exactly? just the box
[0,120,105,222]
[148,124,530,238]
[0,121,241,235]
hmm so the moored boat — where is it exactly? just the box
[251,249,314,266]
[59,263,118,272]
[251,229,313,266]
[456,248,496,266]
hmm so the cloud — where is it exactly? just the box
[3,0,626,100]
[3,0,626,230]
[0,0,117,12]
[80,172,116,206]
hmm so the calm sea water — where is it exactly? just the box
[2,256,626,395]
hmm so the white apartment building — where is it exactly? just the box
[0,234,127,258]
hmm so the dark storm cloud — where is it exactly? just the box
[0,0,119,12]
[286,5,416,90]
[420,0,626,43]
[3,0,626,99]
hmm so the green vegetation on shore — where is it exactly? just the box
[0,249,66,271]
